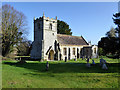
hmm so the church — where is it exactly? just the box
[30,14,98,60]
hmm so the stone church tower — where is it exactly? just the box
[31,13,57,60]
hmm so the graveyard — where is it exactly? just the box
[2,57,119,88]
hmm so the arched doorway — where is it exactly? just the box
[48,50,54,60]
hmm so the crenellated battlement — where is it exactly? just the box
[34,13,57,22]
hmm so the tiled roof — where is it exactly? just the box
[57,34,88,45]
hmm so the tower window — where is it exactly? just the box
[49,23,52,30]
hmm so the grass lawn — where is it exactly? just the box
[2,57,120,88]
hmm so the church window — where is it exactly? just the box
[37,23,40,29]
[63,48,67,55]
[49,23,52,30]
[73,48,75,55]
[94,48,96,54]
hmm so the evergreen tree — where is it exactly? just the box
[113,13,120,38]
[113,12,120,57]
[57,20,72,35]
[106,27,117,38]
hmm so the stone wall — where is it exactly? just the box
[59,45,84,60]
[30,17,43,59]
[43,16,57,60]
[59,45,98,60]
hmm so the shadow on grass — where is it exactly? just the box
[3,61,119,73]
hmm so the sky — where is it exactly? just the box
[2,2,118,45]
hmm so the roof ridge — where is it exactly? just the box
[57,34,82,38]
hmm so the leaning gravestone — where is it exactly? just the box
[100,58,107,66]
[102,63,108,70]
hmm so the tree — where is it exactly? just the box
[98,48,104,56]
[106,27,117,38]
[113,12,120,57]
[98,37,118,55]
[113,12,120,38]
[98,27,118,56]
[17,40,32,56]
[57,20,72,35]
[2,4,28,57]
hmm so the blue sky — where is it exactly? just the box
[2,2,118,44]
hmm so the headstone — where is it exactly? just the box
[100,58,107,66]
[92,59,95,65]
[20,57,21,61]
[102,63,108,70]
[46,62,49,71]
[65,57,67,62]
[74,58,76,61]
[87,58,89,63]
[74,56,77,61]
[86,62,91,68]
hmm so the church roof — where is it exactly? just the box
[57,34,89,46]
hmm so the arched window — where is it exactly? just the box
[63,48,67,55]
[94,48,96,54]
[73,48,75,55]
[49,23,52,30]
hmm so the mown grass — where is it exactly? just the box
[2,57,120,88]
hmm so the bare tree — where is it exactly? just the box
[2,4,28,57]
[0,7,2,56]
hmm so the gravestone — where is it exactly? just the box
[46,62,49,71]
[92,59,95,65]
[86,62,91,68]
[100,58,107,66]
[74,56,77,61]
[86,58,89,63]
[65,57,67,62]
[102,63,108,70]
